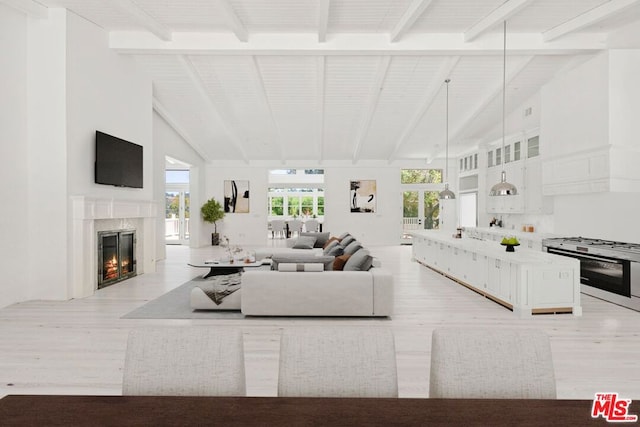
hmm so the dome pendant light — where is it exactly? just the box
[439,79,456,200]
[490,21,518,197]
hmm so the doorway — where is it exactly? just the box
[165,168,190,245]
[402,190,440,242]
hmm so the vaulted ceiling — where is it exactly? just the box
[14,0,640,164]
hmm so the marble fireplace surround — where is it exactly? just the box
[71,196,157,299]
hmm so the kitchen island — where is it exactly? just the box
[411,230,582,317]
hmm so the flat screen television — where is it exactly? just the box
[95,131,143,188]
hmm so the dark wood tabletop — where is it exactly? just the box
[1,395,636,426]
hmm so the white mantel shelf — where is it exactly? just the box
[70,197,158,299]
[410,230,582,317]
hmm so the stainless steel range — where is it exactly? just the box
[542,237,640,312]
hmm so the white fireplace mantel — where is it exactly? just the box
[70,196,158,298]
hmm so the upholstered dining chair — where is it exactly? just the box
[278,327,398,398]
[304,219,320,232]
[287,219,303,237]
[123,327,246,396]
[270,219,286,239]
[429,327,556,399]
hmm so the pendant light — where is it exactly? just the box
[439,78,455,200]
[489,21,518,197]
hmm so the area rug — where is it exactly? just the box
[121,275,245,319]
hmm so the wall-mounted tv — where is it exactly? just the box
[95,131,143,188]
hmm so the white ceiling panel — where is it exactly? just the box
[23,0,640,163]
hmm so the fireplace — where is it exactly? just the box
[98,229,137,289]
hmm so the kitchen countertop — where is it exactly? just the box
[410,230,576,266]
[465,227,558,242]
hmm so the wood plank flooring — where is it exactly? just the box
[1,243,639,399]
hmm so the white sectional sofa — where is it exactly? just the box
[240,268,393,317]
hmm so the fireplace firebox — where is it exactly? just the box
[98,229,136,289]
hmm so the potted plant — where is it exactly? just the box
[201,198,225,245]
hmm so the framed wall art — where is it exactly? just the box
[350,180,376,213]
[224,180,250,213]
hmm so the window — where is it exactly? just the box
[464,157,468,170]
[268,188,324,218]
[495,147,502,166]
[504,145,511,163]
[527,136,540,158]
[269,196,284,216]
[460,159,464,170]
[514,141,521,161]
[400,169,442,184]
[488,151,494,167]
[474,153,478,169]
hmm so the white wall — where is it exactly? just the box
[0,5,29,308]
[203,162,406,247]
[152,111,207,259]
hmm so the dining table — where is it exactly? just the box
[1,395,632,426]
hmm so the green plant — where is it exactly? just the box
[201,198,225,233]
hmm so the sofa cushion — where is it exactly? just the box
[338,232,351,240]
[292,236,317,249]
[323,239,340,254]
[325,244,345,257]
[333,254,352,271]
[271,254,335,271]
[344,249,373,271]
[342,241,363,256]
[323,236,340,249]
[340,235,356,247]
[278,263,324,272]
[300,232,330,248]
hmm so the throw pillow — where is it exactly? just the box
[343,248,373,271]
[323,236,341,249]
[342,241,363,256]
[338,232,351,240]
[300,232,330,248]
[340,235,356,247]
[271,254,335,271]
[323,239,340,254]
[325,244,344,257]
[278,263,324,272]
[292,236,317,249]
[333,253,352,271]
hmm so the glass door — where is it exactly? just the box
[165,189,190,245]
[402,190,440,242]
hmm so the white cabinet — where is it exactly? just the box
[410,231,582,317]
[524,159,553,214]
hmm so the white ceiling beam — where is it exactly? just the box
[352,56,392,163]
[153,98,210,162]
[543,0,640,42]
[217,0,248,42]
[0,0,48,18]
[248,57,286,164]
[111,0,172,41]
[446,56,535,151]
[316,56,327,162]
[178,56,249,163]
[317,0,331,43]
[390,0,434,42]
[464,0,535,42]
[387,56,460,163]
[110,32,606,55]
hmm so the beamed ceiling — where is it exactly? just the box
[10,0,640,164]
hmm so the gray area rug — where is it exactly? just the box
[121,275,245,319]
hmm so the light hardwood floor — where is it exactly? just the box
[1,243,639,399]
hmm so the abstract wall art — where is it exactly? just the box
[224,180,250,213]
[350,180,376,213]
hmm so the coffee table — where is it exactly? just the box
[188,259,268,278]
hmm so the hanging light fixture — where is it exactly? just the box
[439,78,455,200]
[489,21,518,197]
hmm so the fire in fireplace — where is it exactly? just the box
[98,230,136,289]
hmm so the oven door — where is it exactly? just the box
[546,247,631,298]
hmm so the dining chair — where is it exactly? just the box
[123,327,246,396]
[270,219,286,239]
[429,327,556,399]
[287,219,303,237]
[304,219,320,232]
[278,327,398,398]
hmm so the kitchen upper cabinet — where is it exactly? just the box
[524,159,553,214]
[486,164,525,214]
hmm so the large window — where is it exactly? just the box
[268,188,324,218]
[400,169,442,184]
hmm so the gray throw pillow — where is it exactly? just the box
[323,239,340,255]
[340,235,356,247]
[343,249,373,271]
[271,254,335,271]
[300,232,330,248]
[342,241,363,256]
[292,236,317,249]
[325,244,344,257]
[338,232,351,240]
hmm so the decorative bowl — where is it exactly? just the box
[501,242,520,252]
